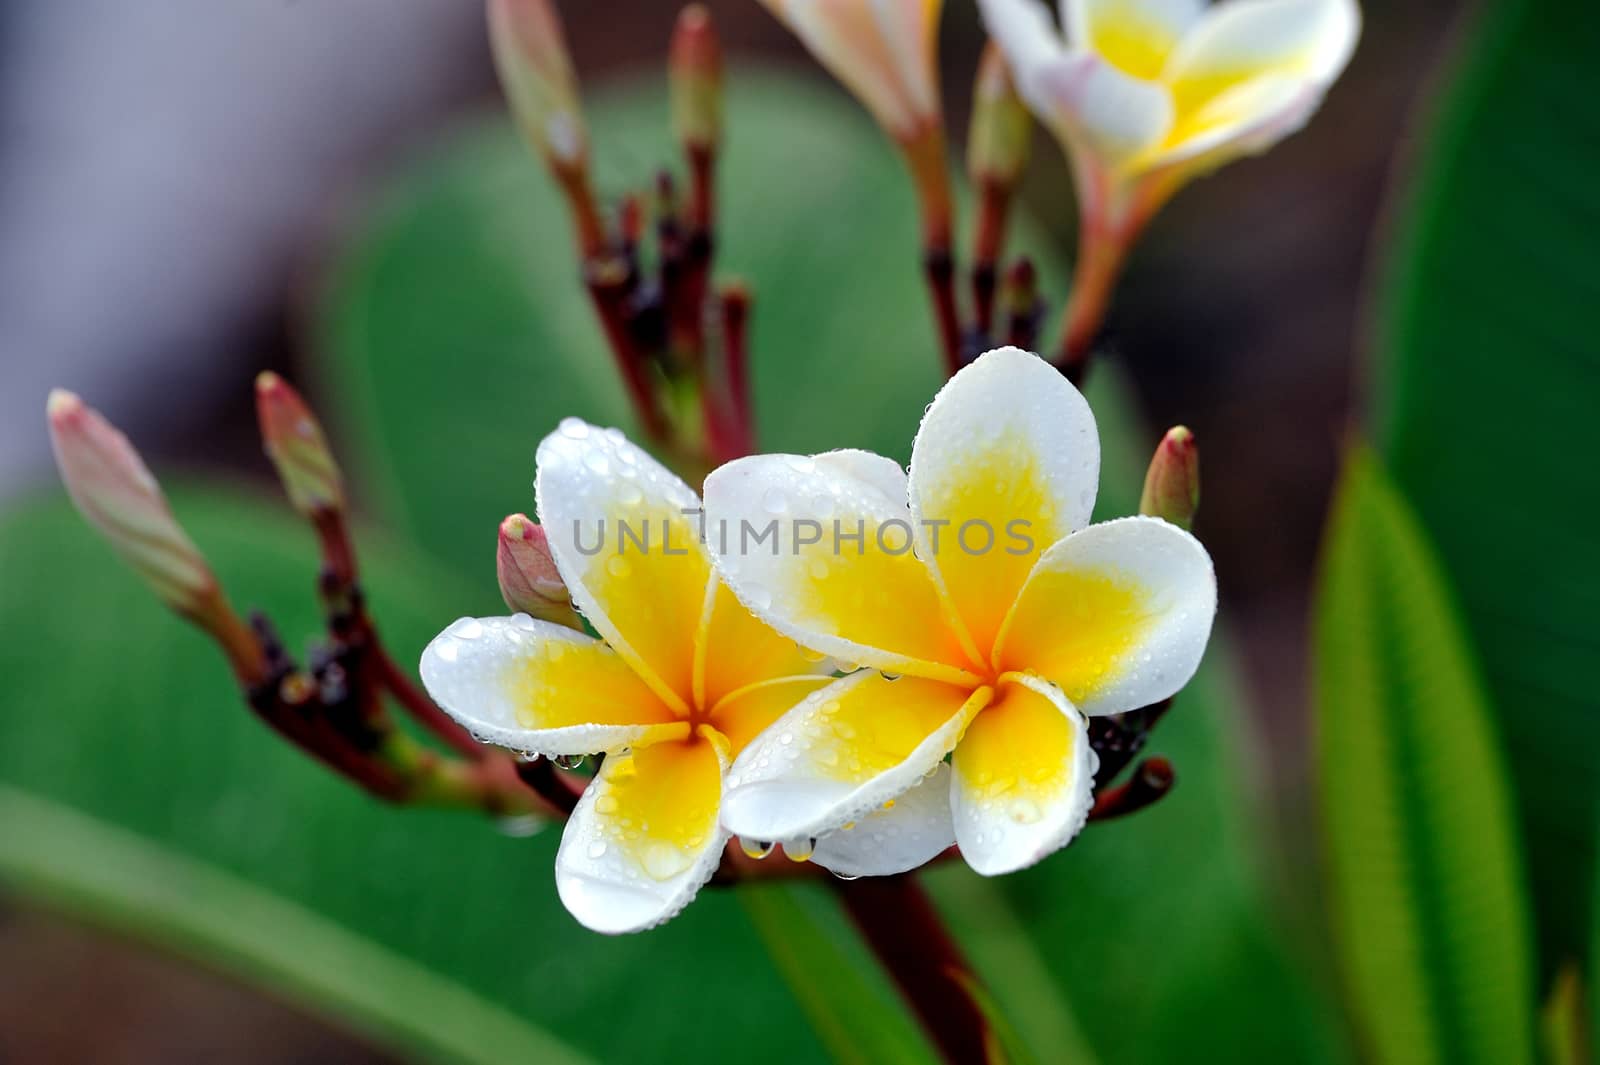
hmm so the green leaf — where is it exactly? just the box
[1372,0,1600,967]
[739,884,939,1065]
[316,70,1344,1064]
[1313,445,1536,1065]
[0,488,834,1064]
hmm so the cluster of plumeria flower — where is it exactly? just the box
[46,0,1356,1056]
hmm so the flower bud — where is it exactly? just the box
[488,0,587,170]
[670,4,722,153]
[1139,426,1199,530]
[255,372,344,518]
[46,389,219,617]
[966,43,1031,189]
[498,514,581,627]
[759,0,942,144]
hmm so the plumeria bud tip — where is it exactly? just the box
[47,389,219,617]
[488,0,587,170]
[967,43,1031,189]
[498,513,580,627]
[255,372,345,518]
[670,4,723,153]
[1140,426,1199,530]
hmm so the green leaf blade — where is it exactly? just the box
[1315,446,1536,1065]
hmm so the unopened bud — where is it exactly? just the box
[967,43,1031,188]
[488,0,587,169]
[1140,426,1200,530]
[757,0,942,143]
[255,373,344,518]
[498,514,580,627]
[671,4,722,153]
[46,389,219,617]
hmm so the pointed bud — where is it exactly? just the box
[498,514,581,627]
[1140,426,1200,530]
[47,389,220,617]
[966,43,1031,189]
[255,373,344,518]
[758,0,942,144]
[488,0,587,170]
[671,4,722,154]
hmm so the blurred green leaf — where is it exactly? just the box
[1373,0,1600,968]
[0,489,836,1064]
[1314,445,1535,1065]
[317,70,1344,1063]
[739,884,938,1065]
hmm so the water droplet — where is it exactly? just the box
[831,871,861,882]
[559,417,590,439]
[740,838,775,860]
[453,619,484,640]
[745,583,772,610]
[607,556,632,578]
[785,455,816,473]
[583,450,611,476]
[587,840,609,859]
[784,837,817,862]
[433,639,459,663]
[618,482,643,504]
[643,841,690,881]
[762,488,789,515]
[553,754,588,771]
[808,558,830,580]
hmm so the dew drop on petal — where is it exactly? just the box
[740,837,775,860]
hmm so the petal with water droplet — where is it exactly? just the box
[994,515,1215,716]
[419,614,683,757]
[810,763,957,877]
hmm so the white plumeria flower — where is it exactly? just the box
[419,420,947,933]
[702,347,1217,875]
[758,0,943,142]
[979,0,1360,229]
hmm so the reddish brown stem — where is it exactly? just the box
[1056,220,1128,384]
[970,180,1012,338]
[1087,757,1175,821]
[924,249,963,377]
[554,161,606,260]
[586,266,668,441]
[836,876,992,1065]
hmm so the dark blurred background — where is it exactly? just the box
[0,0,1459,1059]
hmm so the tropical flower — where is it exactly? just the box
[979,0,1360,229]
[701,347,1217,875]
[757,0,943,144]
[419,420,844,933]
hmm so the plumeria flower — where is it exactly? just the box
[979,0,1360,355]
[701,347,1217,875]
[418,420,848,933]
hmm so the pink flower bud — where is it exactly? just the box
[46,389,219,617]
[497,514,580,627]
[1139,426,1200,530]
[255,372,345,518]
[488,0,587,169]
[671,5,723,153]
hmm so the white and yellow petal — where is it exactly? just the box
[703,453,981,684]
[536,419,711,713]
[979,0,1172,169]
[1064,0,1205,80]
[694,575,832,712]
[555,729,729,934]
[994,515,1216,716]
[951,673,1097,875]
[809,764,957,877]
[910,345,1102,655]
[720,671,989,842]
[419,615,684,757]
[708,674,837,758]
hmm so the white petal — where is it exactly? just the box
[703,453,981,684]
[951,674,1097,875]
[418,615,683,757]
[1164,0,1361,91]
[980,0,1071,82]
[994,516,1217,716]
[809,764,957,877]
[554,733,729,934]
[1027,53,1175,170]
[720,671,987,842]
[909,345,1101,654]
[813,448,908,506]
[1141,73,1316,170]
[535,420,711,712]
